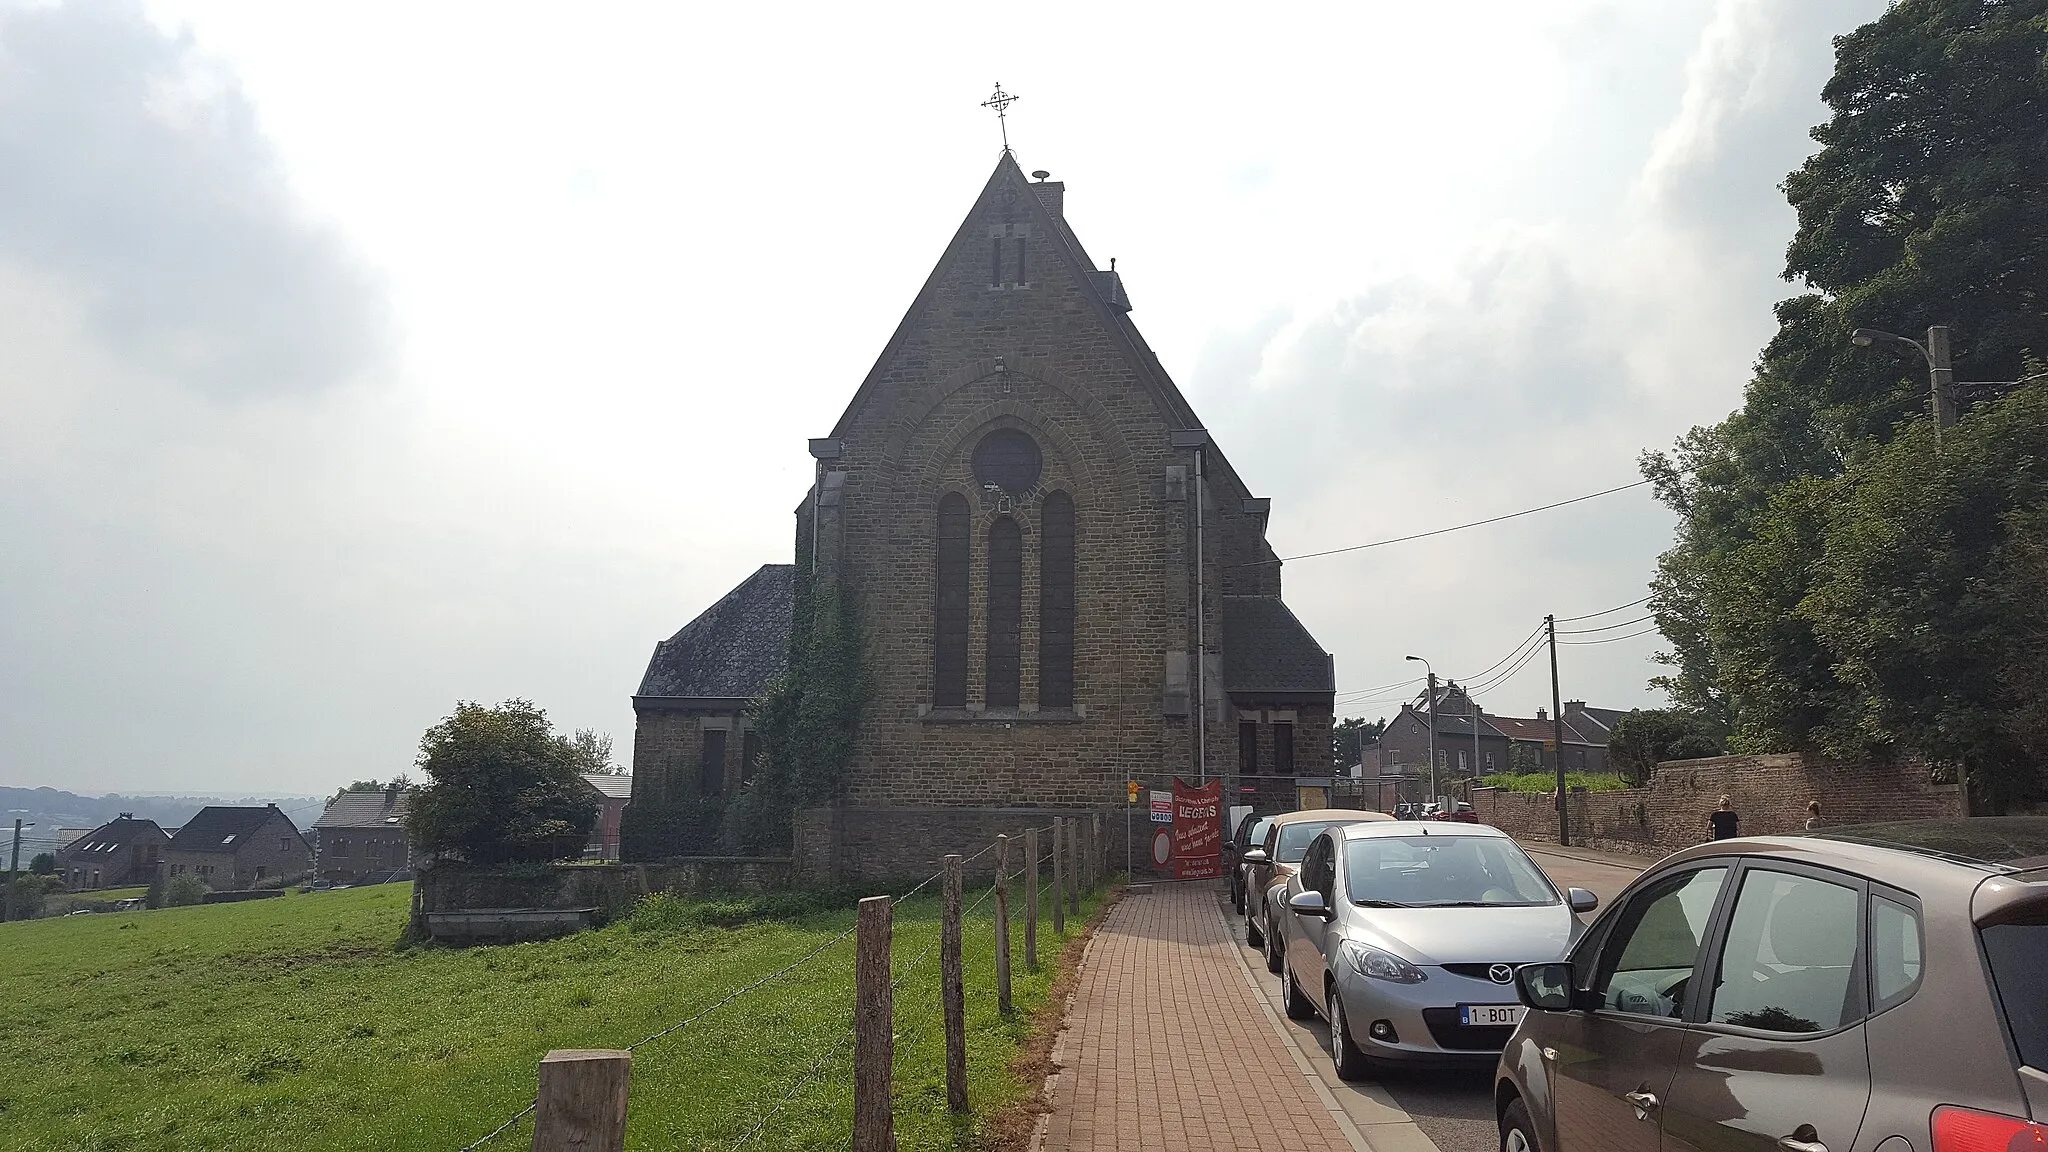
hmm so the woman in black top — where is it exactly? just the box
[1709,795,1740,840]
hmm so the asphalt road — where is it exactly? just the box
[1225,842,1645,1152]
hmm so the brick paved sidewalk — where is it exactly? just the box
[1038,883,1365,1152]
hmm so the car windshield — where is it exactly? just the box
[1345,835,1559,907]
[1276,820,1350,863]
[1245,818,1274,851]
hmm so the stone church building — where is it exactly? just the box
[628,153,1337,878]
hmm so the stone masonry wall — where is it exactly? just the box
[1475,753,1963,857]
[817,160,1308,811]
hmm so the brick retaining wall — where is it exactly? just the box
[1475,753,1963,857]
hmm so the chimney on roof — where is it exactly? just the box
[1029,170,1063,218]
[1566,700,1586,712]
[119,812,133,820]
[385,781,400,806]
[1536,707,1547,720]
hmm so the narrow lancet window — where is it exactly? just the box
[935,494,971,707]
[1039,492,1075,709]
[986,516,1023,708]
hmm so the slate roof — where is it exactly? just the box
[167,805,293,852]
[58,816,166,857]
[1567,704,1629,737]
[1486,713,1606,746]
[580,773,633,800]
[312,789,412,830]
[1221,596,1335,699]
[637,564,794,700]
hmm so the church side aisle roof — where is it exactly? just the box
[636,564,794,701]
[1221,596,1335,700]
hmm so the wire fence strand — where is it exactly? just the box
[728,1027,858,1150]
[455,830,1057,1150]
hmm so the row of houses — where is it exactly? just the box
[1355,683,1628,802]
[49,774,633,892]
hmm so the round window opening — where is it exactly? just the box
[972,429,1043,494]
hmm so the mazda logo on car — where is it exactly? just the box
[1488,964,1515,984]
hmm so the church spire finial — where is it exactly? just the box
[981,83,1019,154]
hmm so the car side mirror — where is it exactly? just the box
[1242,849,1269,865]
[1568,888,1599,914]
[1287,890,1332,919]
[1516,962,1576,1012]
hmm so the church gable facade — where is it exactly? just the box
[627,153,1335,876]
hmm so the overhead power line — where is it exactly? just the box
[1242,479,1652,567]
[1556,615,1654,635]
[1553,595,1652,624]
[1559,627,1659,646]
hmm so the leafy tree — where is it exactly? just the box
[3,875,45,920]
[558,728,623,775]
[164,874,209,907]
[405,700,598,866]
[28,852,55,876]
[1332,717,1386,769]
[1643,0,2048,799]
[1801,385,2048,807]
[1607,709,1727,786]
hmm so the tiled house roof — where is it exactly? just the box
[580,773,633,800]
[60,816,166,858]
[312,788,411,830]
[1221,596,1335,699]
[167,805,287,852]
[636,565,794,700]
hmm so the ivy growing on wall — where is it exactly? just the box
[734,571,872,853]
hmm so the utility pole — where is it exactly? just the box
[1928,325,1957,447]
[1546,615,1568,847]
[1473,698,1484,793]
[6,818,25,922]
[1424,672,1439,809]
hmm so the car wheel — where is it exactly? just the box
[1327,984,1370,1082]
[1501,1098,1540,1152]
[1264,916,1284,974]
[1282,958,1315,1020]
[1246,903,1264,948]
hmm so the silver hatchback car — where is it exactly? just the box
[1272,821,1598,1079]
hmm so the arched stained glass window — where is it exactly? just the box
[1039,491,1076,709]
[934,494,971,707]
[986,516,1023,709]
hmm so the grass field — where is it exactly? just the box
[0,878,1105,1151]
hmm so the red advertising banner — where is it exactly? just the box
[1171,778,1224,880]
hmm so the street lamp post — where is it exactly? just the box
[1405,656,1437,810]
[1852,326,1956,449]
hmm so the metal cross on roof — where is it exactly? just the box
[982,83,1019,152]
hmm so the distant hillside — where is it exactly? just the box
[0,786,325,856]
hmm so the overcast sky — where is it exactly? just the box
[0,0,1884,794]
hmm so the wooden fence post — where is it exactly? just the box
[994,834,1012,1014]
[1073,815,1089,914]
[1023,825,1040,970]
[941,854,968,1114]
[853,896,894,1152]
[531,1049,630,1152]
[1091,814,1103,889]
[1051,818,1065,935]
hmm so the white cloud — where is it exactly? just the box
[2,0,1886,792]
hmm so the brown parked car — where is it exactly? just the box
[1243,808,1391,952]
[1497,817,2048,1152]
